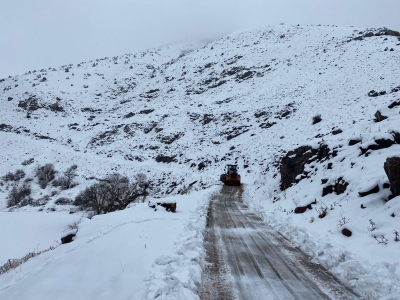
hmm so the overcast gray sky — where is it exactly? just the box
[1,0,399,78]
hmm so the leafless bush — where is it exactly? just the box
[367,219,376,232]
[35,163,56,188]
[33,195,51,206]
[0,245,56,275]
[6,183,32,207]
[74,173,151,215]
[394,230,399,242]
[55,197,73,205]
[53,164,78,190]
[373,234,388,245]
[315,204,328,218]
[65,220,80,231]
[337,214,350,229]
[2,169,25,182]
[21,158,34,166]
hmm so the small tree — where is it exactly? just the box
[53,164,77,190]
[74,173,151,214]
[36,163,56,188]
[6,183,32,207]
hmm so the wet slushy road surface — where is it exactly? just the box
[199,185,359,300]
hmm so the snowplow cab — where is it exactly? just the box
[220,164,241,186]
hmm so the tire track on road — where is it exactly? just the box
[200,185,359,300]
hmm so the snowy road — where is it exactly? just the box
[199,186,359,300]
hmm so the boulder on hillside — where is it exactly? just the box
[384,157,400,197]
[374,110,388,122]
[358,183,380,197]
[280,144,330,190]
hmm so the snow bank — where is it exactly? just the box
[244,188,400,299]
[0,212,82,265]
[143,186,219,300]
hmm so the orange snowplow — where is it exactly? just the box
[220,164,241,186]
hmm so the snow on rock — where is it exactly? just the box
[1,23,400,299]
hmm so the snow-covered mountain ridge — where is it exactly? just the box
[1,24,400,299]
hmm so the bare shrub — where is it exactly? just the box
[53,164,78,190]
[2,169,25,182]
[55,197,73,205]
[312,114,322,125]
[6,183,32,207]
[21,158,34,166]
[36,163,56,188]
[315,204,328,218]
[373,234,388,245]
[0,245,56,275]
[367,219,377,232]
[337,214,350,229]
[33,195,51,206]
[74,173,151,215]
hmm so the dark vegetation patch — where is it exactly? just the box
[55,197,73,205]
[214,97,233,105]
[260,122,276,129]
[2,169,25,182]
[157,132,184,144]
[81,107,102,113]
[143,121,158,134]
[346,28,400,43]
[74,173,150,215]
[124,112,135,118]
[221,126,252,141]
[139,109,155,114]
[18,95,41,111]
[202,114,215,125]
[89,125,124,146]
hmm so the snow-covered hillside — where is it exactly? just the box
[1,24,400,299]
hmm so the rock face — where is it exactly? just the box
[374,110,388,122]
[358,184,380,197]
[280,144,329,190]
[384,157,400,197]
[322,177,349,196]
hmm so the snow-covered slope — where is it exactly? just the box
[1,24,400,299]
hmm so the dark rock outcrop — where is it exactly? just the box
[368,90,379,97]
[348,139,362,146]
[358,184,380,197]
[280,144,330,190]
[360,138,394,155]
[384,157,400,197]
[155,155,176,163]
[388,100,400,109]
[294,199,316,214]
[322,177,349,196]
[342,228,352,237]
[374,110,388,122]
